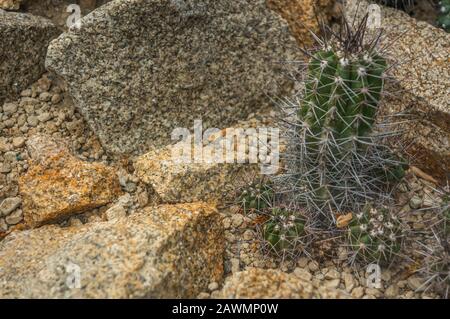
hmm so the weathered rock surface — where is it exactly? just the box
[0,0,22,10]
[0,202,224,298]
[268,0,336,47]
[19,134,121,227]
[20,0,112,29]
[345,0,450,183]
[216,268,350,299]
[135,145,258,204]
[46,0,300,155]
[133,122,277,203]
[0,11,59,103]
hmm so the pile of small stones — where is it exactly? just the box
[0,73,149,234]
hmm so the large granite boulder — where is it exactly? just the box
[0,202,224,298]
[0,11,60,103]
[46,0,301,155]
[345,0,450,183]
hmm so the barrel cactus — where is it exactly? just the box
[437,0,450,31]
[275,14,406,228]
[238,180,273,213]
[346,203,404,264]
[262,207,306,253]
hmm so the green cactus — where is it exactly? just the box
[263,208,306,252]
[238,181,273,213]
[347,203,403,264]
[302,50,387,145]
[295,43,405,220]
[438,0,450,32]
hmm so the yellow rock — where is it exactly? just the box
[19,134,122,227]
[268,0,336,47]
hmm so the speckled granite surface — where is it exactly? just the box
[0,202,224,298]
[46,0,301,155]
[0,11,59,103]
[268,0,336,47]
[216,268,350,299]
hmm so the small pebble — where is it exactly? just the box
[0,197,22,216]
[5,209,23,225]
[208,282,219,292]
[409,195,422,209]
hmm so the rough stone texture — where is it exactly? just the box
[216,268,350,299]
[19,134,122,227]
[135,144,259,204]
[20,0,112,29]
[46,0,301,155]
[345,0,450,183]
[268,0,336,47]
[134,123,274,203]
[0,11,60,103]
[0,0,21,10]
[0,202,224,298]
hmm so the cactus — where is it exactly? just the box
[275,14,406,228]
[346,203,404,264]
[437,0,450,31]
[238,180,274,213]
[262,207,306,253]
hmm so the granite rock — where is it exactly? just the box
[0,11,59,103]
[19,134,122,227]
[0,202,224,298]
[268,0,336,47]
[134,125,270,203]
[216,268,350,299]
[46,0,300,155]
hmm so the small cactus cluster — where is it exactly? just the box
[262,207,307,254]
[346,203,404,264]
[275,14,406,228]
[437,0,450,31]
[238,180,273,213]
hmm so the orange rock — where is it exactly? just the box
[268,0,336,47]
[19,134,122,227]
